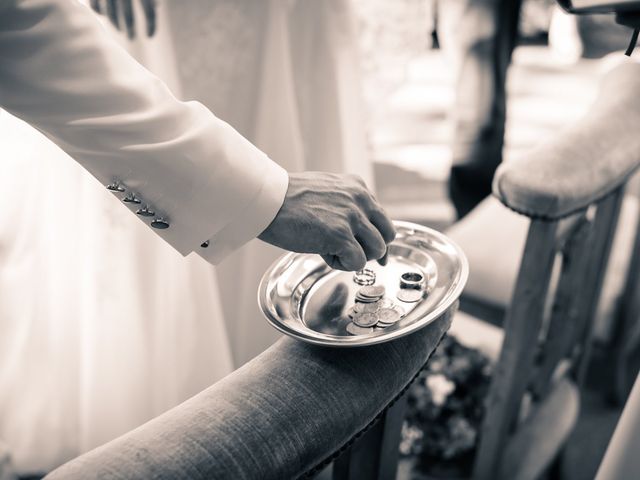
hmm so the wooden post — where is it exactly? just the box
[576,187,625,385]
[531,214,591,399]
[472,220,558,480]
[611,203,640,403]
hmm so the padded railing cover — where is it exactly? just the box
[46,309,453,480]
[493,62,640,220]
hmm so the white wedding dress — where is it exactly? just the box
[0,0,371,472]
[164,0,372,366]
[0,4,233,474]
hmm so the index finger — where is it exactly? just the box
[353,188,396,244]
[369,206,396,244]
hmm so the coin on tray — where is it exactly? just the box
[346,322,374,335]
[357,302,380,313]
[377,321,395,328]
[359,285,385,298]
[377,308,401,325]
[355,294,378,304]
[356,285,384,303]
[397,289,423,303]
[377,298,394,309]
[353,312,378,328]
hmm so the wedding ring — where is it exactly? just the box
[399,271,424,290]
[353,268,376,286]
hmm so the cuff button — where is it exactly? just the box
[123,193,141,204]
[136,206,155,217]
[151,218,170,229]
[106,182,125,192]
[201,240,210,248]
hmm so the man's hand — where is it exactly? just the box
[258,172,396,271]
[90,0,157,38]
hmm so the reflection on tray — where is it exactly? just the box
[258,221,468,347]
[304,282,351,335]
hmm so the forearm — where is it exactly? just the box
[0,0,287,260]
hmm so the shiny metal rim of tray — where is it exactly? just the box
[258,221,469,347]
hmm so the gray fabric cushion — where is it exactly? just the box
[46,309,453,480]
[493,62,640,220]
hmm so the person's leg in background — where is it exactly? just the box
[438,0,523,218]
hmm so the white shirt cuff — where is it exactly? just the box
[196,161,289,264]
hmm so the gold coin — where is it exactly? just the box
[346,322,374,335]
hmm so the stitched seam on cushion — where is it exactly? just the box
[297,330,450,479]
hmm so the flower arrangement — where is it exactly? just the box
[400,335,493,478]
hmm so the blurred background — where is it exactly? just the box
[357,0,632,227]
[358,4,639,479]
[358,3,637,479]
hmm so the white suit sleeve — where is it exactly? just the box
[0,0,288,263]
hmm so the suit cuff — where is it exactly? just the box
[197,161,289,264]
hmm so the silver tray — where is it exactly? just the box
[258,221,468,347]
